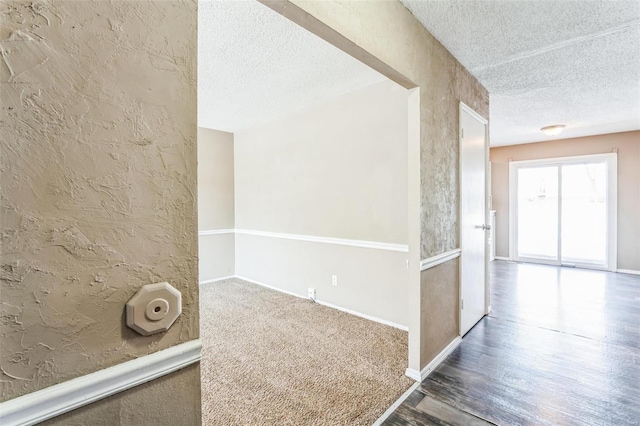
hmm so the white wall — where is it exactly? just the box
[198,128,235,281]
[234,80,410,326]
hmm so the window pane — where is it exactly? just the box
[517,166,559,260]
[561,163,607,264]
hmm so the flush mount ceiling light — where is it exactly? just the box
[541,125,565,136]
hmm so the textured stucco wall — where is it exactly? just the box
[0,0,199,404]
[263,0,488,371]
[420,259,459,367]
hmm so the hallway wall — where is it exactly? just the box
[0,0,200,422]
[198,128,235,281]
[491,130,640,271]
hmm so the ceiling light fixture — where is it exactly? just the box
[541,125,565,136]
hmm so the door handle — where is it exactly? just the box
[475,224,491,231]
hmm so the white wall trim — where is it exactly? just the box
[199,276,235,285]
[0,340,202,426]
[235,275,408,331]
[420,249,462,271]
[315,300,408,331]
[617,269,640,276]
[198,229,235,236]
[494,256,511,261]
[235,275,306,300]
[235,229,409,252]
[372,381,421,425]
[199,228,409,252]
[405,336,461,382]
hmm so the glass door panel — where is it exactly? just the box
[561,163,608,265]
[517,166,559,261]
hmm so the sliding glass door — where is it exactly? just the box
[510,154,617,270]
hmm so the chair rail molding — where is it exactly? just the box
[202,228,409,252]
[0,340,202,426]
[420,249,462,271]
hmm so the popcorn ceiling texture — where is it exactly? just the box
[198,0,387,132]
[0,0,199,403]
[401,0,640,146]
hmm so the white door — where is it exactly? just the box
[460,103,488,336]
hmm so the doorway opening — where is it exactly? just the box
[197,1,420,423]
[509,153,617,271]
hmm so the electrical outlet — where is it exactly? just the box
[332,275,338,286]
[308,288,316,301]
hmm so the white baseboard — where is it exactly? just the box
[405,336,461,382]
[494,256,511,261]
[0,340,202,426]
[234,275,408,331]
[235,275,307,300]
[617,269,640,276]
[199,275,235,285]
[315,299,408,331]
[372,381,420,425]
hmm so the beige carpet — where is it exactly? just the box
[200,278,413,425]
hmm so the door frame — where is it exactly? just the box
[508,153,617,271]
[458,102,490,337]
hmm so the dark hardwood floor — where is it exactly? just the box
[383,261,640,426]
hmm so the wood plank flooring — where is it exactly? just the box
[383,261,640,426]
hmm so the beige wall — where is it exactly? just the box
[198,128,235,281]
[198,128,235,231]
[0,0,200,420]
[420,259,459,367]
[236,235,409,326]
[235,80,408,243]
[491,131,640,271]
[234,80,410,326]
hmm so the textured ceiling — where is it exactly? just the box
[401,0,640,146]
[198,0,387,132]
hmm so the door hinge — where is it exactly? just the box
[461,299,464,309]
[461,128,464,138]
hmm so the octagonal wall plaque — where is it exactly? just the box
[126,282,182,336]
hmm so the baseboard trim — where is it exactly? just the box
[235,275,408,331]
[315,300,408,331]
[494,256,510,261]
[235,229,409,252]
[0,340,202,426]
[199,275,235,284]
[420,249,461,271]
[372,381,421,425]
[405,336,461,382]
[235,275,306,300]
[198,229,234,236]
[617,269,640,276]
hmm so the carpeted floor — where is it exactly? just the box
[200,278,413,425]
